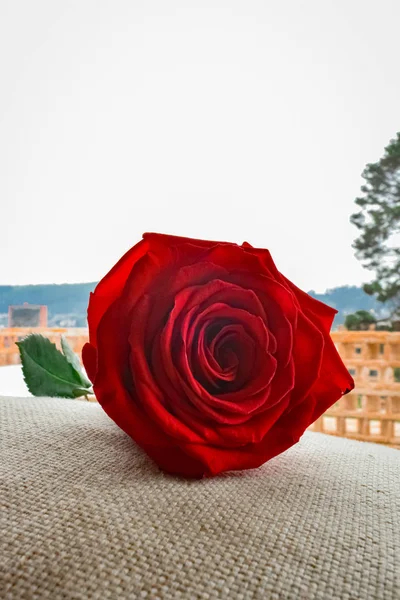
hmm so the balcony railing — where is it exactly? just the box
[308,330,400,448]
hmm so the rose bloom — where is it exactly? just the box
[83,233,354,478]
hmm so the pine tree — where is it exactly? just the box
[350,132,400,319]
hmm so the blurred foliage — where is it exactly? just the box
[350,132,400,317]
[344,310,377,331]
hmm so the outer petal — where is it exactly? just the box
[287,311,324,408]
[82,342,97,384]
[309,339,355,422]
[87,238,149,345]
[147,410,296,478]
[142,232,233,249]
[241,241,337,333]
[281,275,337,334]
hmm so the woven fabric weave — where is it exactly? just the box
[1,396,399,599]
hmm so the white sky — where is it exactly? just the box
[1,0,399,291]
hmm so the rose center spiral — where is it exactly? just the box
[194,320,256,394]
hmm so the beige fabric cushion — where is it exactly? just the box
[1,396,399,600]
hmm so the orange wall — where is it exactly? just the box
[0,327,88,366]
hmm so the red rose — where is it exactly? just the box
[83,233,354,478]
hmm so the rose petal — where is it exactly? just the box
[82,342,97,384]
[87,239,149,345]
[281,275,337,333]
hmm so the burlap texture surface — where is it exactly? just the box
[1,396,399,599]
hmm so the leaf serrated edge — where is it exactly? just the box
[60,335,93,390]
[16,334,91,398]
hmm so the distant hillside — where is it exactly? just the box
[0,283,97,326]
[0,282,387,329]
[308,285,385,328]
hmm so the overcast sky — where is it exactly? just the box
[1,0,399,291]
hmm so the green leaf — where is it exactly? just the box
[16,334,92,398]
[61,335,92,389]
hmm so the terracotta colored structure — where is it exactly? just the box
[8,304,48,328]
[0,328,88,367]
[309,328,400,448]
